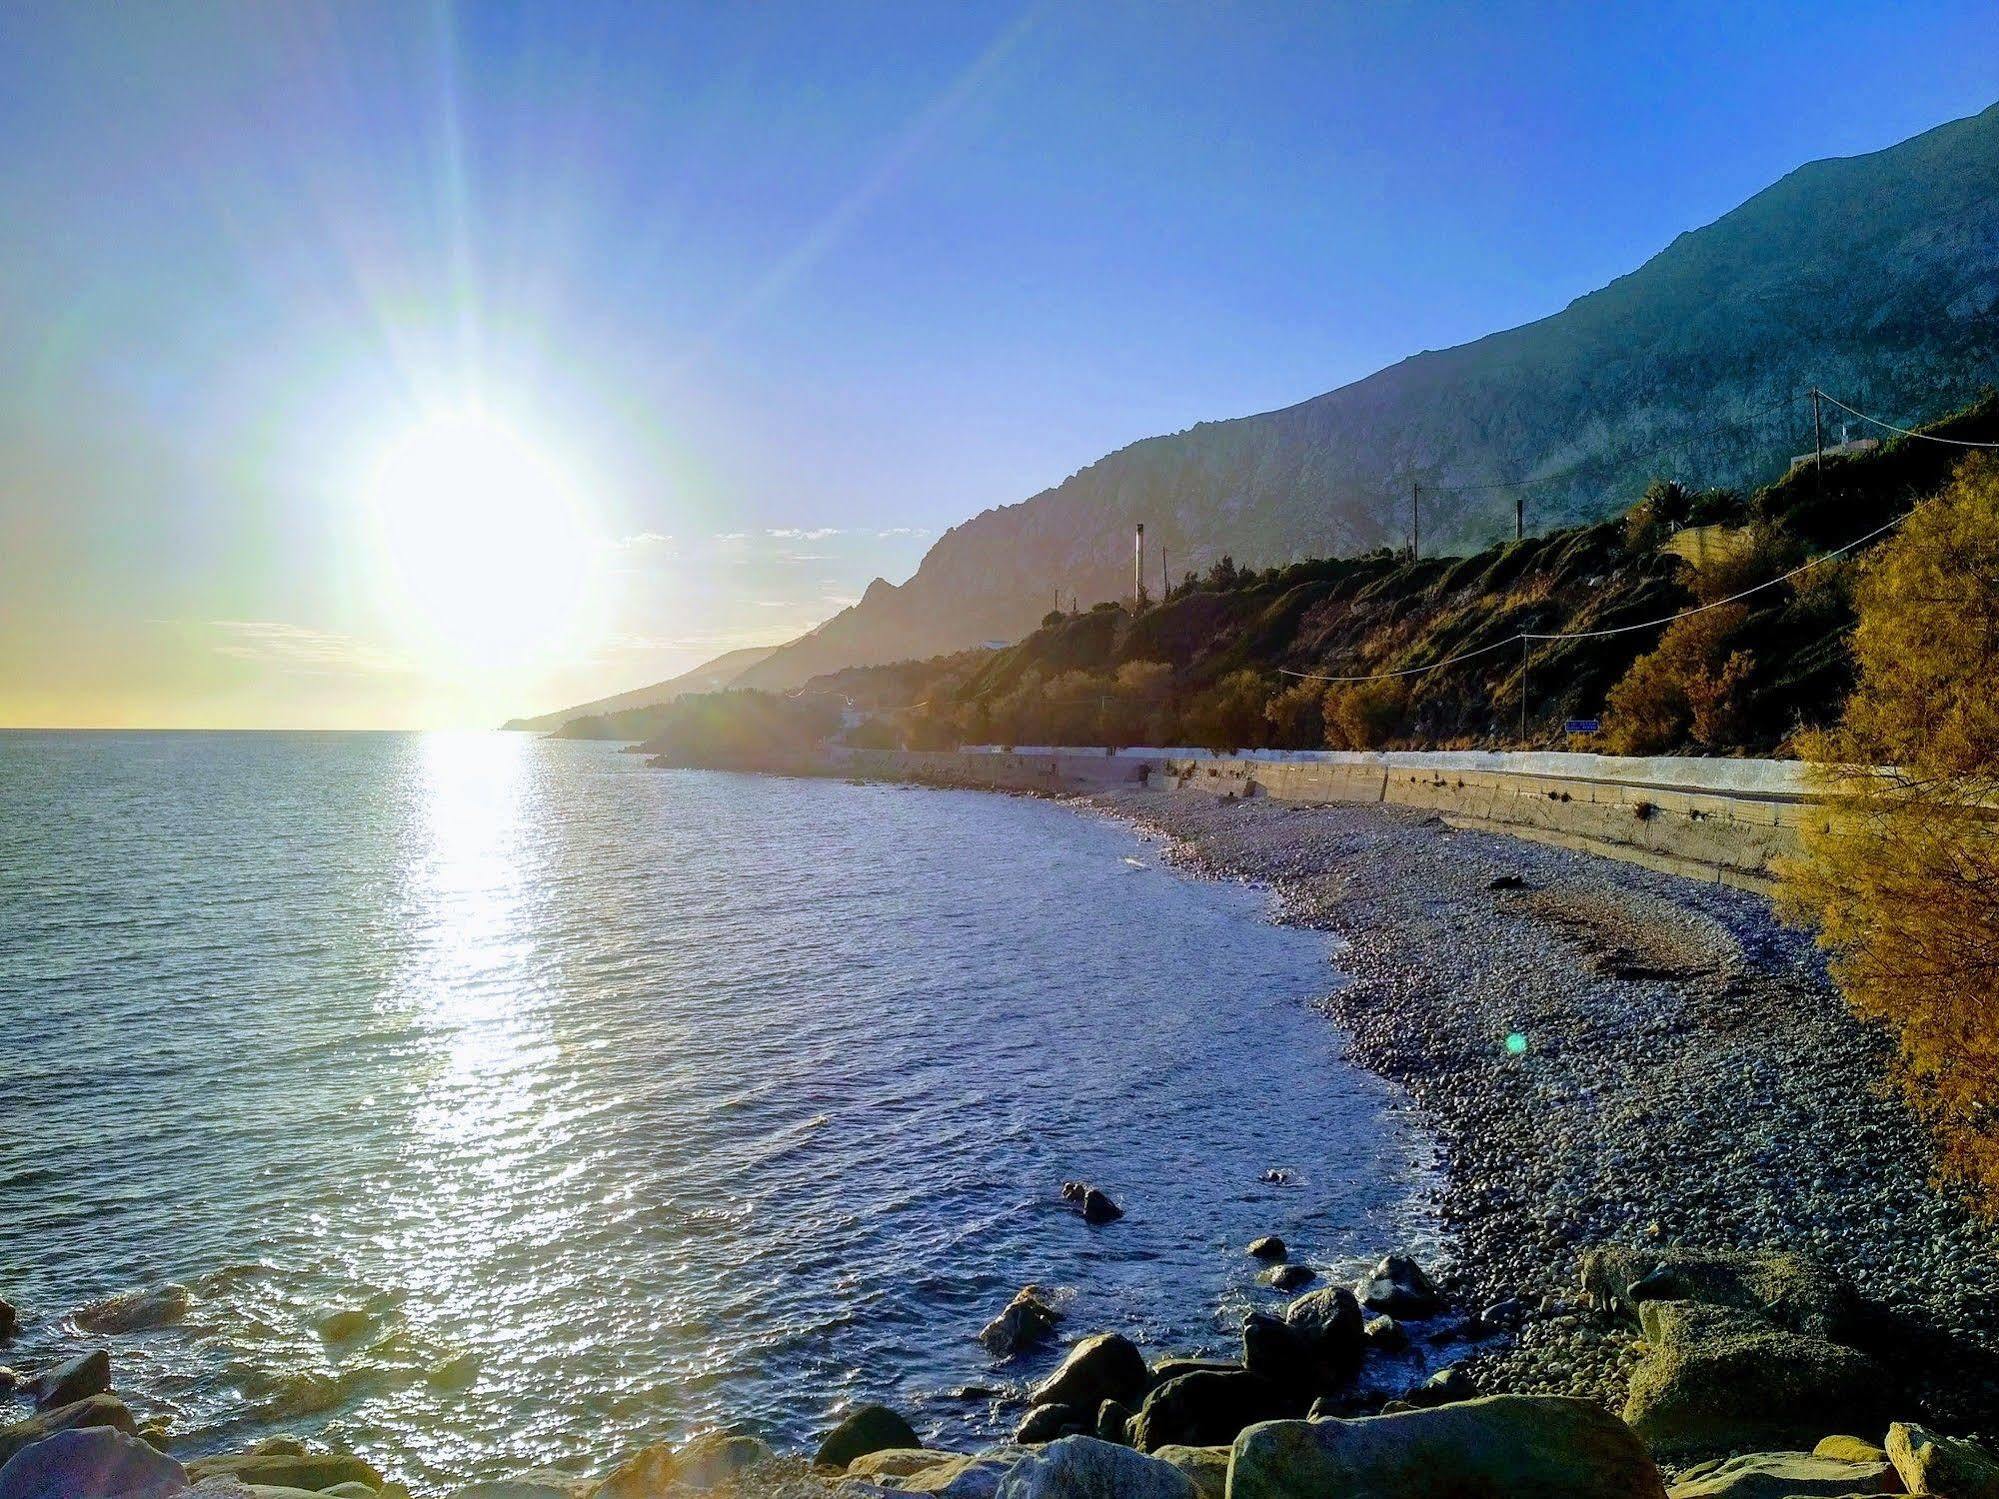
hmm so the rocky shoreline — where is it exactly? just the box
[9,784,1999,1497]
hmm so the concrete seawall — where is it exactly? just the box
[823,745,1824,891]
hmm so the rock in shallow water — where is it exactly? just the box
[73,1284,190,1335]
[815,1405,923,1471]
[979,1288,1062,1358]
[1353,1255,1440,1318]
[28,1349,108,1410]
[1262,1264,1314,1292]
[1247,1237,1287,1261]
[1028,1334,1149,1412]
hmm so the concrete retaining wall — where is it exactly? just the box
[1155,754,1824,891]
[827,744,1823,892]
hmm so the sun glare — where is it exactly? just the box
[363,409,602,669]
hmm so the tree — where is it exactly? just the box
[1624,478,1695,551]
[1323,680,1408,749]
[1602,605,1754,753]
[1264,679,1327,748]
[1041,609,1066,629]
[1778,455,1999,1207]
[1186,669,1271,752]
[1103,661,1173,746]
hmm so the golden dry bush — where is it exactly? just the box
[1264,678,1328,748]
[1778,454,1999,1205]
[1323,679,1408,750]
[1603,605,1754,754]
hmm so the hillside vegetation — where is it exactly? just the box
[816,395,1996,756]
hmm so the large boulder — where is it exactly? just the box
[183,1450,385,1490]
[1029,1335,1149,1412]
[0,1299,17,1341]
[1014,1404,1086,1444]
[994,1435,1195,1499]
[28,1349,109,1410]
[1622,1302,1887,1458]
[1579,1246,1859,1341]
[1148,1445,1228,1499]
[1664,1449,1900,1497]
[1886,1420,1999,1499]
[0,1428,186,1499]
[815,1405,922,1471]
[981,1289,1063,1358]
[0,1397,135,1468]
[900,1451,1025,1498]
[1228,1395,1666,1499]
[1353,1257,1440,1318]
[1241,1313,1319,1390]
[1282,1287,1366,1370]
[1145,1359,1239,1389]
[847,1448,949,1479]
[1092,1401,1133,1445]
[1247,1238,1287,1261]
[1130,1370,1291,1452]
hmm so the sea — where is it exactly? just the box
[0,730,1436,1487]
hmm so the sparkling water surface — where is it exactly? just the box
[0,731,1435,1488]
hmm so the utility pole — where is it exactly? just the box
[1515,492,1524,543]
[1161,546,1169,601]
[1811,387,1825,501]
[1410,483,1420,561]
[1134,522,1147,606]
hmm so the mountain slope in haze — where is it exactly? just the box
[732,103,1999,693]
[502,644,779,732]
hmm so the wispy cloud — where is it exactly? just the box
[875,526,932,539]
[210,621,414,676]
[766,526,844,541]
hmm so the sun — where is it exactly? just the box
[362,409,601,670]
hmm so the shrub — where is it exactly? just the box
[1264,679,1327,748]
[1323,679,1409,750]
[1603,605,1753,753]
[1687,521,1801,605]
[1187,669,1272,752]
[1041,609,1065,629]
[1777,455,1999,1207]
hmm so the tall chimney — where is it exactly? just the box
[1134,522,1146,604]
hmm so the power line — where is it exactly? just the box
[1276,486,1909,685]
[1814,390,1999,450]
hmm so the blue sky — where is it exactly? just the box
[1,1,1993,726]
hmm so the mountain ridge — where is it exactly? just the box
[723,102,1998,693]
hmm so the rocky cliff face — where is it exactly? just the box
[733,104,1999,692]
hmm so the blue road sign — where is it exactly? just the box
[1564,719,1601,735]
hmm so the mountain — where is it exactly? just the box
[502,644,779,732]
[730,103,1999,693]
